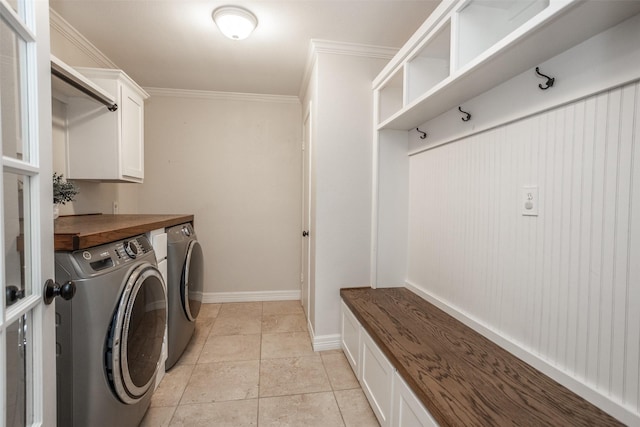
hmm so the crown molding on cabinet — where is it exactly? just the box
[144,87,300,104]
[49,8,118,69]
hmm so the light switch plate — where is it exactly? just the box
[522,186,538,216]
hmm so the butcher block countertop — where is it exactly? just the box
[54,214,194,251]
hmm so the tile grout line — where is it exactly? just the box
[146,301,373,426]
[321,350,349,427]
[174,306,221,423]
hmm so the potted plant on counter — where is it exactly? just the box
[53,173,79,219]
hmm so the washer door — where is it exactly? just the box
[181,240,203,321]
[106,263,167,404]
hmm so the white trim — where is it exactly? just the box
[299,39,398,99]
[311,39,398,60]
[305,310,341,351]
[1,1,36,42]
[49,9,118,69]
[404,281,640,427]
[311,333,342,352]
[144,87,300,104]
[202,290,301,303]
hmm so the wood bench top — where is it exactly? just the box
[340,287,622,427]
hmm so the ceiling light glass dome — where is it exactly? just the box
[212,6,258,40]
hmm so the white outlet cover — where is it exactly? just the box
[522,186,538,216]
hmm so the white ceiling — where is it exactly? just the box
[50,1,441,96]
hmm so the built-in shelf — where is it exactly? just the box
[376,0,640,131]
[454,0,549,71]
[405,19,450,105]
[50,55,117,111]
[378,68,404,124]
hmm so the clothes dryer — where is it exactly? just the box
[165,223,204,369]
[55,235,167,427]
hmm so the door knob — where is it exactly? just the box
[302,230,309,237]
[43,279,76,305]
[6,286,25,306]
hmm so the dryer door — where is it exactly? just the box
[181,240,203,321]
[107,263,167,404]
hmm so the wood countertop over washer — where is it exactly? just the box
[54,214,194,251]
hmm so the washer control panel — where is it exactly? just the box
[117,236,152,261]
[123,240,141,259]
[70,235,154,274]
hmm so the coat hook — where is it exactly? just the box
[458,106,471,122]
[416,128,427,139]
[535,67,555,90]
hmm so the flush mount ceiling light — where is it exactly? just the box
[212,6,258,40]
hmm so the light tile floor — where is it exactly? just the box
[140,301,379,427]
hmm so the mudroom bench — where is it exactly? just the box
[340,287,622,427]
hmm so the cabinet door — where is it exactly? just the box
[361,331,395,427]
[120,82,144,180]
[341,301,361,378]
[392,373,439,427]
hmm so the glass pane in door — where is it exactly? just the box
[6,314,32,427]
[4,172,31,307]
[0,14,29,161]
[3,0,23,17]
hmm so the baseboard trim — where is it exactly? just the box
[311,333,342,352]
[304,317,341,351]
[203,290,301,303]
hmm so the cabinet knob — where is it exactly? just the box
[302,231,309,237]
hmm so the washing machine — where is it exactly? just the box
[165,222,204,369]
[55,235,167,427]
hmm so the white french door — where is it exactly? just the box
[1,0,55,426]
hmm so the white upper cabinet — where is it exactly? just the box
[374,0,640,130]
[63,67,149,183]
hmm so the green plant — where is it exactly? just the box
[53,173,79,205]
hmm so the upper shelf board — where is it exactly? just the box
[50,55,117,110]
[378,1,640,131]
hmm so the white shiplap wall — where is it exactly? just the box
[407,80,640,420]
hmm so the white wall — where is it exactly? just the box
[403,13,640,425]
[301,43,392,341]
[139,91,302,298]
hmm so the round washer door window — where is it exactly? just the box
[182,240,203,321]
[106,263,167,404]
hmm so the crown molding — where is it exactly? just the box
[299,39,398,99]
[144,87,300,104]
[311,39,399,60]
[49,8,118,69]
